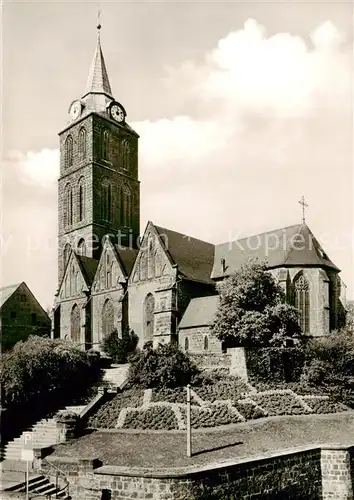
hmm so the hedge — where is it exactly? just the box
[246,347,305,383]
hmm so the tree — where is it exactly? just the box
[100,329,138,364]
[211,259,301,347]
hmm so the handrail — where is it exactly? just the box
[40,458,70,499]
[42,457,67,478]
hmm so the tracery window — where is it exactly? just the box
[294,274,310,334]
[78,177,85,222]
[102,179,112,221]
[121,184,132,227]
[71,304,80,342]
[77,238,86,256]
[79,127,86,159]
[65,135,73,167]
[102,299,114,337]
[102,130,109,160]
[64,183,73,227]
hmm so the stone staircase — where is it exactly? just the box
[102,363,130,389]
[4,474,70,499]
[1,405,85,462]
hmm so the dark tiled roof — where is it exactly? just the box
[155,226,215,285]
[114,246,138,276]
[0,283,22,308]
[179,295,219,329]
[76,255,99,286]
[212,224,339,279]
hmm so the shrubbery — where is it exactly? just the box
[100,329,138,364]
[247,347,305,384]
[0,336,100,410]
[128,343,198,389]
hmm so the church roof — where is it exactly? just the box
[83,30,113,98]
[114,246,138,276]
[212,223,339,279]
[76,255,99,286]
[179,295,219,329]
[155,226,215,285]
[0,283,22,309]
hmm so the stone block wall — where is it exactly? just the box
[321,445,354,500]
[179,326,223,353]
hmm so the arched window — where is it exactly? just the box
[102,179,112,221]
[102,299,114,337]
[78,178,85,222]
[78,127,86,159]
[140,253,147,281]
[63,243,71,269]
[294,274,310,334]
[64,183,73,227]
[155,251,162,277]
[185,337,189,351]
[65,135,73,167]
[77,238,86,256]
[70,265,76,295]
[70,304,80,342]
[102,130,109,160]
[204,336,209,351]
[147,236,154,278]
[144,293,155,343]
[121,184,132,227]
[121,140,130,170]
[106,254,112,288]
[76,272,80,295]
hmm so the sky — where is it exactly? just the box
[1,0,353,308]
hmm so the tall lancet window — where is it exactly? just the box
[102,130,109,160]
[79,127,86,159]
[78,177,85,222]
[294,274,310,334]
[102,179,112,221]
[121,185,132,227]
[65,135,73,167]
[64,183,73,227]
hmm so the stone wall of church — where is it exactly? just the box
[58,296,87,345]
[179,326,222,353]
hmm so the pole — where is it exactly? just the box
[26,460,29,500]
[186,384,192,458]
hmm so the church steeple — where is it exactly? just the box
[82,25,113,99]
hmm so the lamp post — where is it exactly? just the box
[186,384,192,457]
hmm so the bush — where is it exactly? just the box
[128,343,199,389]
[123,406,178,430]
[100,329,138,364]
[246,347,305,383]
[301,360,332,385]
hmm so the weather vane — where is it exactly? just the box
[97,3,101,31]
[298,196,308,224]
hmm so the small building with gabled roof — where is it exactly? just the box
[0,282,50,351]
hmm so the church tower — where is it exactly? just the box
[57,26,140,285]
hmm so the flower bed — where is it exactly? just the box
[151,387,187,404]
[180,403,243,429]
[250,393,310,416]
[304,397,349,414]
[193,377,250,403]
[123,405,178,430]
[87,389,144,428]
[233,400,266,420]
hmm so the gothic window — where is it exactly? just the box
[102,179,112,221]
[294,274,310,334]
[76,272,80,295]
[70,304,80,343]
[78,178,85,222]
[70,265,76,295]
[63,243,71,269]
[106,254,112,288]
[140,253,147,281]
[79,127,86,159]
[102,299,114,337]
[102,130,110,161]
[121,140,130,170]
[155,251,162,277]
[77,238,86,256]
[204,336,209,351]
[64,183,73,227]
[144,293,155,343]
[65,135,73,167]
[147,237,154,279]
[121,184,132,227]
[185,337,189,351]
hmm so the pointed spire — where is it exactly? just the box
[83,21,113,98]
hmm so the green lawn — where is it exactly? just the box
[52,411,354,470]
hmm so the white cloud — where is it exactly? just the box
[2,18,353,306]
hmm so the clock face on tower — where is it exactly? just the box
[110,103,125,123]
[69,100,82,121]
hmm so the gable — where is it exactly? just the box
[0,283,22,309]
[59,253,89,300]
[130,222,174,284]
[212,224,339,279]
[92,237,128,293]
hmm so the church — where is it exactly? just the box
[52,28,347,352]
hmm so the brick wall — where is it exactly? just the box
[321,445,354,499]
